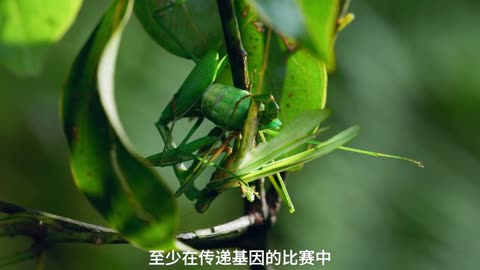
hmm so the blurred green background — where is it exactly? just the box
[1,0,480,269]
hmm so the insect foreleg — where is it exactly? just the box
[174,127,226,200]
[175,131,237,197]
[150,117,206,166]
[179,117,204,146]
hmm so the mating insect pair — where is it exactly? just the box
[147,50,421,213]
[146,50,344,213]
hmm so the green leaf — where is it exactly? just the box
[246,0,340,63]
[237,2,329,168]
[0,0,82,76]
[234,0,265,95]
[237,2,328,125]
[296,0,339,63]
[267,40,328,125]
[245,0,304,38]
[134,0,223,60]
[62,0,179,250]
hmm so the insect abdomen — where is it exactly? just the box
[201,84,250,130]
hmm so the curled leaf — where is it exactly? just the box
[62,0,180,250]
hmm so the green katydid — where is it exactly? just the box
[147,50,422,214]
[146,1,422,213]
[147,1,287,204]
[150,49,285,201]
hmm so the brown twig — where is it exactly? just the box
[216,1,287,269]
[217,0,250,90]
[0,200,262,250]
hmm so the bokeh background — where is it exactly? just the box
[1,0,479,269]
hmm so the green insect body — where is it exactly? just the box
[149,49,421,214]
[147,5,421,214]
[153,50,283,204]
[157,50,282,137]
[158,50,226,126]
[201,83,282,131]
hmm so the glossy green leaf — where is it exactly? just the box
[234,0,265,95]
[62,0,179,250]
[267,38,328,125]
[237,2,328,168]
[237,3,328,120]
[245,0,304,38]
[0,0,82,75]
[134,0,223,60]
[297,0,339,63]
[247,0,339,63]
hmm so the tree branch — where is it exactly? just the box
[0,200,262,250]
[216,2,284,269]
[0,200,125,245]
[217,0,250,90]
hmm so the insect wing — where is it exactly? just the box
[235,110,330,174]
